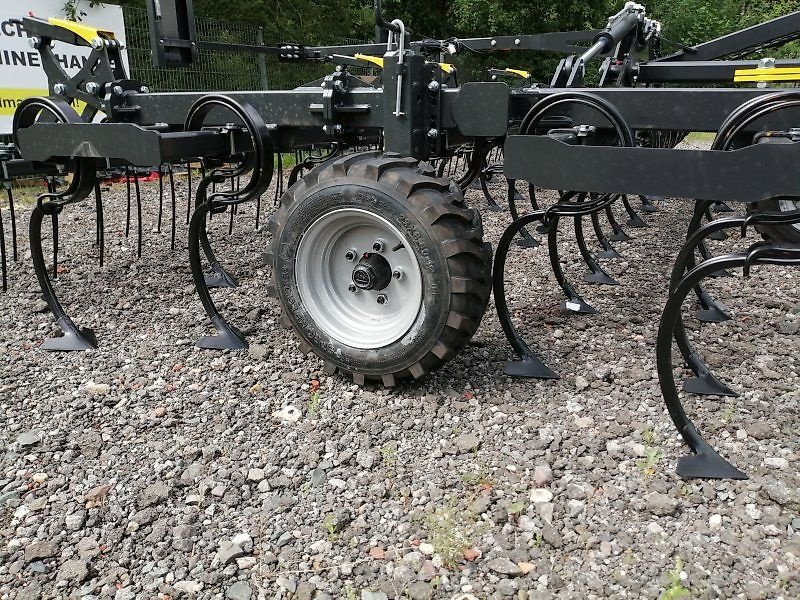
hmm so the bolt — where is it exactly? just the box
[345,250,356,261]
[392,269,403,280]
[376,294,388,305]
[514,38,521,46]
[372,240,385,252]
[91,37,104,50]
[112,85,123,95]
[491,39,497,46]
[427,128,439,139]
[140,86,150,93]
[28,37,40,49]
[53,83,66,95]
[428,80,440,92]
[348,283,358,293]
[85,82,100,95]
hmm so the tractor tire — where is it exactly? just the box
[266,152,491,386]
[750,198,800,244]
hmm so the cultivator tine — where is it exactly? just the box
[156,165,164,233]
[186,161,193,225]
[667,214,748,395]
[590,209,621,259]
[228,176,238,235]
[703,205,728,241]
[546,215,597,315]
[182,96,274,349]
[695,286,732,323]
[622,194,648,227]
[604,204,632,242]
[657,252,753,479]
[30,201,97,351]
[125,166,131,237]
[51,210,59,279]
[681,346,738,397]
[639,194,659,213]
[133,172,143,258]
[168,164,177,251]
[6,185,18,261]
[683,200,733,317]
[94,182,105,268]
[189,200,246,349]
[506,179,539,248]
[479,171,502,212]
[202,213,238,287]
[0,194,7,292]
[493,211,559,379]
[574,196,618,285]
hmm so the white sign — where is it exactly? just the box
[0,0,127,133]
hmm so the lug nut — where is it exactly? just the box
[372,240,385,253]
[392,269,403,280]
[376,294,388,305]
[345,249,356,261]
[348,283,357,293]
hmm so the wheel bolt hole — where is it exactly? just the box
[377,294,388,305]
[392,269,403,280]
[372,239,385,253]
[348,283,357,293]
[345,250,357,261]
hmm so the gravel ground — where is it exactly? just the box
[0,153,797,600]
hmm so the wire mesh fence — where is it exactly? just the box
[122,7,372,93]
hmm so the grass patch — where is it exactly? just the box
[684,132,715,142]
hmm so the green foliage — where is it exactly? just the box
[63,0,107,21]
[422,501,487,569]
[660,558,691,600]
[107,0,800,91]
[306,390,322,417]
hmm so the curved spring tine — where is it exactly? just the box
[605,198,631,242]
[573,194,618,286]
[133,171,142,258]
[656,253,751,479]
[156,164,164,233]
[186,161,193,226]
[94,182,104,268]
[0,195,6,291]
[125,166,131,238]
[228,175,237,235]
[7,186,17,262]
[169,164,177,251]
[493,211,559,379]
[507,179,538,247]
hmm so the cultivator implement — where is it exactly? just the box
[5,1,800,478]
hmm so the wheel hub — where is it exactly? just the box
[294,207,423,349]
[352,253,392,291]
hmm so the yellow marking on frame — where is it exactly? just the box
[47,17,115,44]
[0,89,87,116]
[734,66,800,82]
[438,62,455,74]
[354,54,384,68]
[505,68,531,79]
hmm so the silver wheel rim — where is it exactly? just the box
[295,208,424,349]
[777,198,800,232]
